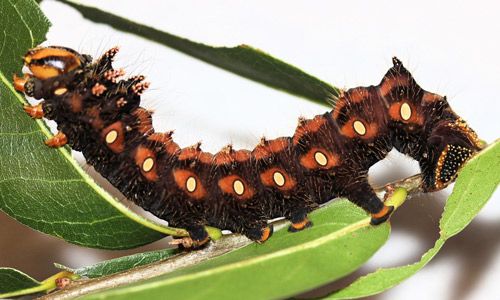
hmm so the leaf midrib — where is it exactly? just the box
[7,0,34,46]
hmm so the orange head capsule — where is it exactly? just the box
[23,46,87,80]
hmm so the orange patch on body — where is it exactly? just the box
[132,108,154,135]
[299,147,339,170]
[148,132,180,155]
[27,65,61,80]
[101,121,125,153]
[268,137,290,152]
[88,107,104,129]
[293,116,326,145]
[214,150,233,165]
[332,98,346,120]
[198,152,214,164]
[252,144,271,160]
[253,137,290,160]
[26,47,79,62]
[422,91,442,104]
[332,89,370,120]
[178,145,213,164]
[24,47,82,79]
[70,93,83,113]
[340,118,379,139]
[218,174,255,201]
[214,147,233,165]
[346,87,369,103]
[233,149,252,162]
[172,169,207,200]
[379,75,410,97]
[134,146,158,181]
[178,145,201,160]
[214,148,251,165]
[260,167,296,191]
[388,101,424,125]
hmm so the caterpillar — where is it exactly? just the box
[14,46,483,247]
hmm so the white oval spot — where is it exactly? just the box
[314,151,328,166]
[54,87,68,96]
[105,130,118,144]
[353,120,367,136]
[186,176,197,192]
[142,157,154,172]
[233,179,245,195]
[400,102,412,121]
[273,171,285,187]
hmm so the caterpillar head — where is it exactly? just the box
[14,46,93,99]
[381,58,483,191]
[23,46,91,80]
[425,117,484,190]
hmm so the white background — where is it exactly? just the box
[2,1,499,299]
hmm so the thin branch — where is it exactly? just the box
[39,174,423,300]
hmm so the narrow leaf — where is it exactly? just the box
[58,0,338,106]
[79,200,390,300]
[328,141,500,299]
[0,267,41,294]
[0,0,183,250]
[0,268,78,298]
[439,141,500,238]
[55,248,179,279]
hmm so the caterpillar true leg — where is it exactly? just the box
[13,73,31,92]
[23,102,44,119]
[340,176,395,225]
[44,131,68,148]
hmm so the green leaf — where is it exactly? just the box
[0,268,78,298]
[0,267,41,294]
[327,141,500,299]
[57,0,338,106]
[439,141,500,238]
[56,248,179,279]
[0,0,185,250]
[79,200,390,300]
